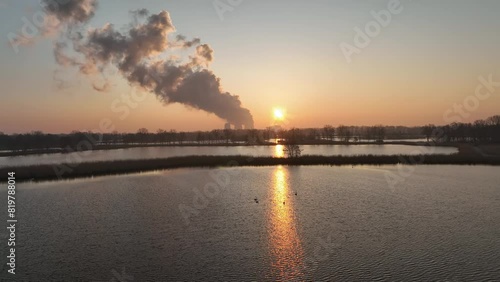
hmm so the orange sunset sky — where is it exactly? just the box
[1,0,500,133]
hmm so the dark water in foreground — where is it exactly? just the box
[1,165,499,281]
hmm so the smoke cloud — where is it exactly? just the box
[46,2,254,128]
[42,0,98,25]
[11,0,98,46]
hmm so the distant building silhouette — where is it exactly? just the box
[223,123,250,130]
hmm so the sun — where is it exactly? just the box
[273,108,285,121]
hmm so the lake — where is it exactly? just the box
[0,144,457,168]
[2,165,499,281]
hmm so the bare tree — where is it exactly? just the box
[422,124,436,142]
[486,115,500,126]
[337,125,351,142]
[283,144,302,158]
[373,125,386,143]
[323,125,335,141]
[283,128,303,158]
[223,128,232,144]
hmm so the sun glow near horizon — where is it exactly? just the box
[273,108,286,121]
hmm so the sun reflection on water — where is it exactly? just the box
[274,144,285,158]
[267,166,305,280]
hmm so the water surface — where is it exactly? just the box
[0,144,457,168]
[2,165,499,281]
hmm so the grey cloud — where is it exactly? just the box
[53,7,254,128]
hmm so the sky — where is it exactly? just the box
[1,0,500,134]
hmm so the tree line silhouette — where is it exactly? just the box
[0,115,498,153]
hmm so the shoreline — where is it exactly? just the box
[0,141,456,157]
[1,153,499,182]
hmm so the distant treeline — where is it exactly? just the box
[0,115,499,152]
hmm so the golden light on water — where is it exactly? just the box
[267,166,305,280]
[274,144,285,158]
